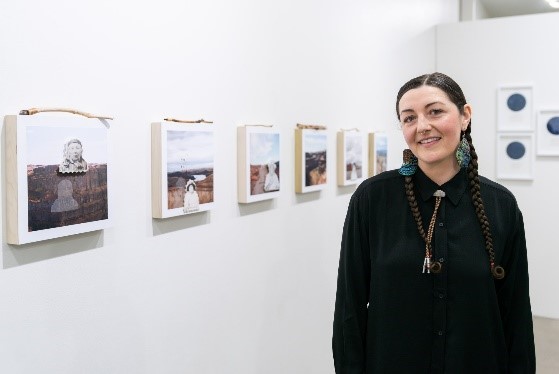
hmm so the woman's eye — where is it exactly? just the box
[402,115,416,124]
[430,109,443,115]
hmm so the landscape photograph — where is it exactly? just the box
[304,132,327,187]
[374,133,387,175]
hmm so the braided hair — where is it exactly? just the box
[396,72,505,279]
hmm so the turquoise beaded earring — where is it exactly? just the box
[455,132,471,168]
[398,149,417,176]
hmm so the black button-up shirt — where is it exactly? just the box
[333,168,535,373]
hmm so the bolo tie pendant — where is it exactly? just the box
[422,255,432,274]
[422,190,445,274]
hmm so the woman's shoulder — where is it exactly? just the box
[478,174,520,209]
[478,175,515,198]
[354,169,403,197]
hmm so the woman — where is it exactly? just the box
[332,73,535,373]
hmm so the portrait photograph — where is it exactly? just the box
[5,115,111,245]
[295,128,327,193]
[152,122,215,218]
[237,126,280,203]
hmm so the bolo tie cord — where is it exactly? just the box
[423,190,445,274]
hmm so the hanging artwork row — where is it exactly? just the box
[151,119,215,218]
[4,111,391,242]
[237,125,281,203]
[5,112,112,245]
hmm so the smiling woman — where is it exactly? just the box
[333,72,535,373]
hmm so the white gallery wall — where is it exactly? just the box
[437,12,559,319]
[0,1,458,373]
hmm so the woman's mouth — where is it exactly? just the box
[418,137,441,144]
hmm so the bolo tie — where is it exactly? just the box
[422,190,445,274]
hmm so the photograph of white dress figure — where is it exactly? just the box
[344,132,363,181]
[26,126,108,232]
[166,130,214,212]
[249,132,280,195]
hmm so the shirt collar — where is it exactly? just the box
[414,167,468,206]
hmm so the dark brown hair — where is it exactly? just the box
[396,72,505,279]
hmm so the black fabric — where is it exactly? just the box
[332,168,535,373]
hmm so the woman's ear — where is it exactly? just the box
[462,104,472,131]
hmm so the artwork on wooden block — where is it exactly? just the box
[497,85,533,131]
[536,109,559,156]
[337,130,365,186]
[496,132,534,180]
[151,122,215,218]
[295,128,327,193]
[368,132,387,177]
[237,126,280,203]
[4,115,111,245]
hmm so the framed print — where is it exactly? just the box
[295,127,327,193]
[496,132,534,180]
[152,122,215,218]
[368,132,387,177]
[237,126,280,203]
[4,115,112,245]
[497,85,533,131]
[536,109,559,156]
[337,130,365,186]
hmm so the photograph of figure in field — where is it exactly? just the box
[26,126,108,232]
[166,130,214,212]
[304,132,327,186]
[345,133,363,181]
[249,132,280,195]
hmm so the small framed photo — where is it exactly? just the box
[337,130,365,186]
[237,126,280,203]
[151,122,215,218]
[536,109,559,156]
[497,85,533,131]
[4,115,112,245]
[295,128,327,193]
[368,132,387,177]
[496,132,534,180]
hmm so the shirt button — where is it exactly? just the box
[439,293,445,299]
[438,222,444,227]
[438,331,443,336]
[439,258,445,263]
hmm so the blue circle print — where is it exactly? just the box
[506,141,526,160]
[547,117,559,135]
[507,93,526,111]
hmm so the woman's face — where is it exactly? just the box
[67,142,83,162]
[398,85,471,172]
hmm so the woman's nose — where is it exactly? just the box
[417,115,431,134]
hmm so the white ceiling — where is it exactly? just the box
[479,0,559,18]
